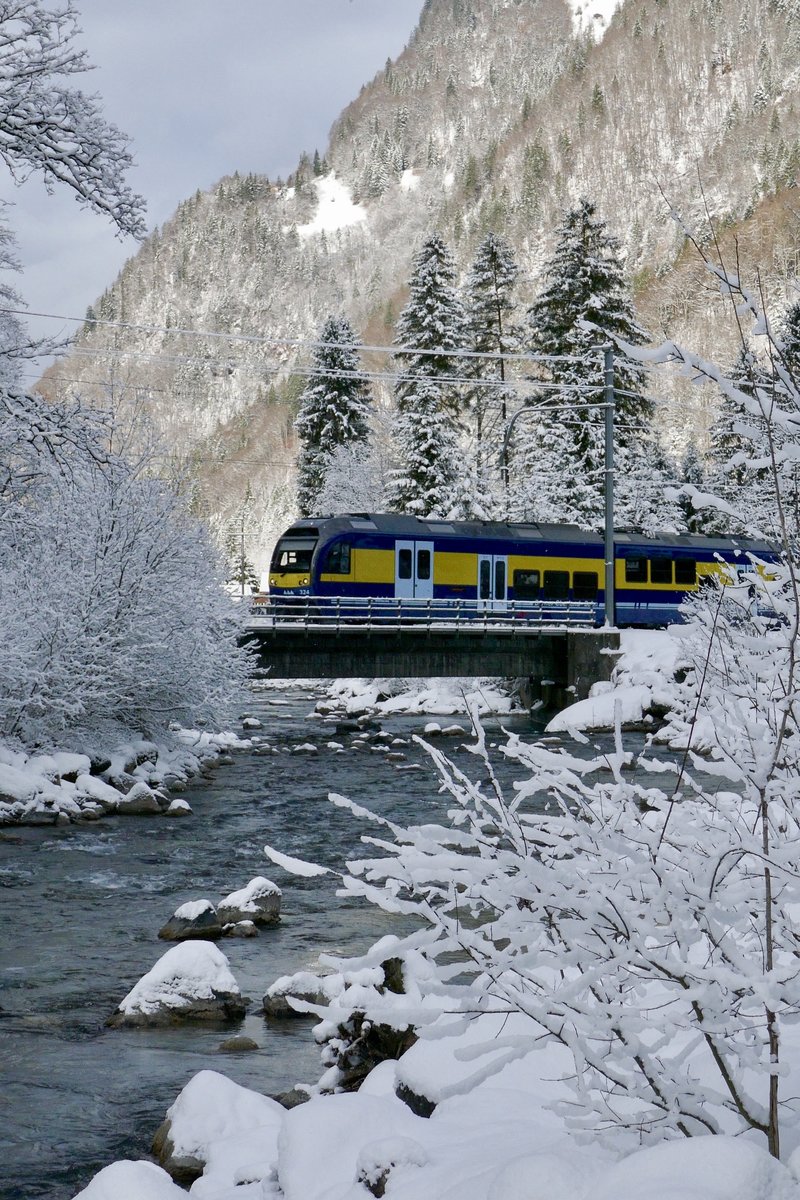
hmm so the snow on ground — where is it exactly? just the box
[400,168,420,192]
[296,173,367,239]
[546,628,681,733]
[566,0,621,40]
[324,677,516,717]
[73,1039,800,1200]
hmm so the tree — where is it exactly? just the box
[523,198,652,529]
[0,397,249,744]
[225,486,260,596]
[294,315,372,517]
[388,232,468,517]
[462,232,520,516]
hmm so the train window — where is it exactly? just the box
[543,570,570,600]
[573,571,599,601]
[495,559,506,598]
[272,538,316,573]
[324,541,351,575]
[417,549,431,580]
[675,559,697,585]
[479,559,492,599]
[398,548,412,579]
[650,558,673,584]
[513,569,540,599]
[625,558,648,583]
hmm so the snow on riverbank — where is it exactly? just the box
[0,728,249,826]
[322,676,518,717]
[74,1036,800,1199]
[546,628,682,734]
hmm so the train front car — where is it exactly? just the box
[268,519,321,606]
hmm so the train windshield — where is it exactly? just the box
[271,537,317,574]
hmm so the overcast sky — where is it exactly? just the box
[2,0,421,354]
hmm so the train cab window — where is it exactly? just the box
[398,548,413,579]
[573,571,599,601]
[417,549,431,580]
[543,570,570,600]
[650,558,673,585]
[625,557,648,584]
[323,541,351,575]
[675,559,697,585]
[513,569,540,599]
[272,538,316,573]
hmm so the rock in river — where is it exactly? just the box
[108,941,246,1026]
[218,876,281,926]
[158,899,223,942]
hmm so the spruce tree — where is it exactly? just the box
[463,232,520,515]
[294,315,372,517]
[389,233,468,516]
[523,198,652,529]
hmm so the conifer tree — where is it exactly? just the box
[708,346,772,532]
[294,315,372,517]
[388,233,468,516]
[462,232,520,515]
[523,198,652,529]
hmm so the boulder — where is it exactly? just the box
[115,781,161,814]
[222,920,258,938]
[164,799,192,817]
[158,899,223,942]
[218,876,281,926]
[152,1068,284,1186]
[217,1035,259,1053]
[108,941,246,1026]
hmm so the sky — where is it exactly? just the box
[0,0,422,352]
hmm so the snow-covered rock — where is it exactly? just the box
[158,899,222,942]
[151,1069,284,1188]
[218,876,281,926]
[108,942,246,1026]
[71,1159,188,1199]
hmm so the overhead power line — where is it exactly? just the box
[3,304,614,367]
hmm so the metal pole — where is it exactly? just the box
[604,345,616,628]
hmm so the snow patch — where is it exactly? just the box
[296,173,367,239]
[566,0,621,40]
[400,168,420,192]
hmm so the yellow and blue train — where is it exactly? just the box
[267,513,778,627]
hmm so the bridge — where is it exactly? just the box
[244,598,621,708]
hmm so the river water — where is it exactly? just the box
[0,685,568,1200]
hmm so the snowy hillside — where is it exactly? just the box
[38,0,800,563]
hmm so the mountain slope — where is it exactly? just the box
[39,0,800,565]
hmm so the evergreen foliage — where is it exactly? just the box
[521,198,653,529]
[462,232,520,516]
[389,233,468,516]
[294,315,372,517]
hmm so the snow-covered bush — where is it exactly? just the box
[0,395,249,746]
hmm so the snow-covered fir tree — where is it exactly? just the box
[521,198,652,529]
[462,231,520,517]
[707,345,773,533]
[678,442,713,534]
[294,315,372,517]
[388,232,469,516]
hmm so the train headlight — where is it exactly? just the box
[300,577,309,586]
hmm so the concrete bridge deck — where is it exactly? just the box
[244,621,621,706]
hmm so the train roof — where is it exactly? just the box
[282,513,777,555]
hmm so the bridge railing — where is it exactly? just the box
[247,595,597,631]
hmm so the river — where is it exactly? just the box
[0,684,562,1200]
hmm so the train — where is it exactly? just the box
[266,513,780,627]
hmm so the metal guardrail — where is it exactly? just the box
[247,595,597,632]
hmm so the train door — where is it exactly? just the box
[394,540,435,600]
[477,554,508,612]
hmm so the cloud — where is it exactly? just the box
[0,0,421,362]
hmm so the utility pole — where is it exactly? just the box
[500,346,617,625]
